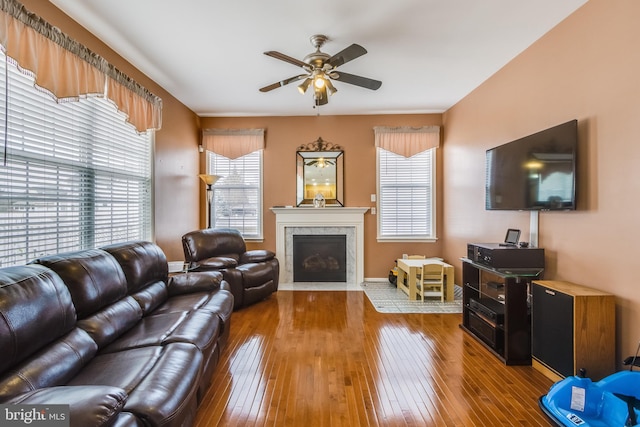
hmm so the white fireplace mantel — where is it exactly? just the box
[270,207,369,284]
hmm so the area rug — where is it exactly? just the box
[361,282,463,314]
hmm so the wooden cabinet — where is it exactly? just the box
[531,280,615,382]
[461,259,543,365]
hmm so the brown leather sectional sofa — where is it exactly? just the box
[0,240,234,427]
[182,228,279,309]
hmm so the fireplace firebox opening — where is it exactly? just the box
[293,234,347,282]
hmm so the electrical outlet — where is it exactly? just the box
[370,194,376,202]
[371,207,376,215]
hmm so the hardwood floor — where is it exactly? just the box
[195,290,556,426]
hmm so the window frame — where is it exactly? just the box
[206,149,264,240]
[0,52,154,267]
[376,147,437,242]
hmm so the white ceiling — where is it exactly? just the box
[49,0,587,117]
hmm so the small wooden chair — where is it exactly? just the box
[416,263,445,302]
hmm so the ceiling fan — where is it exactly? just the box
[259,34,382,107]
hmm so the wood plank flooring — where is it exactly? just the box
[194,290,555,426]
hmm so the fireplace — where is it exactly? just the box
[270,207,368,284]
[293,235,347,282]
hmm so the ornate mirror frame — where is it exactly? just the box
[296,137,344,206]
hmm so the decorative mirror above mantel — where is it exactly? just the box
[296,137,344,206]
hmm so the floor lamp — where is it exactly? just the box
[199,174,221,228]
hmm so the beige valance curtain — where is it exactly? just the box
[374,125,440,157]
[0,0,162,132]
[202,128,265,159]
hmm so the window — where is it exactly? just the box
[377,147,435,241]
[206,150,262,239]
[0,52,153,267]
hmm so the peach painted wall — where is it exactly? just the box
[20,0,202,261]
[442,0,640,361]
[201,114,443,278]
[24,1,639,360]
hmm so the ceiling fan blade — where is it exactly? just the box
[332,71,382,90]
[327,44,367,68]
[259,75,307,92]
[264,51,309,69]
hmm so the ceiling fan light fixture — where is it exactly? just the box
[314,85,328,106]
[313,74,325,89]
[325,79,337,95]
[298,78,311,94]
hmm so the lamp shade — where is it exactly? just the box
[199,174,221,186]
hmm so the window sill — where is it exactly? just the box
[377,236,438,243]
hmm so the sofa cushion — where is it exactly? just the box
[151,289,234,346]
[152,291,233,320]
[7,385,128,427]
[151,292,210,315]
[77,297,143,349]
[69,343,202,427]
[0,328,98,400]
[165,272,234,322]
[0,265,77,374]
[128,280,168,315]
[102,310,220,354]
[31,249,128,319]
[101,312,184,352]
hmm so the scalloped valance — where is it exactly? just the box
[201,128,265,159]
[0,0,162,132]
[373,125,440,157]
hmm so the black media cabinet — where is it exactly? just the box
[460,244,544,365]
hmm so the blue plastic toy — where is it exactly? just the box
[539,353,640,426]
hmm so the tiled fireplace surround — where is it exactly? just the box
[270,207,368,284]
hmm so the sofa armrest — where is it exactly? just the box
[167,271,225,296]
[192,256,238,271]
[6,385,127,427]
[220,280,232,293]
[240,250,275,264]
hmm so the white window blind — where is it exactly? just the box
[377,147,435,240]
[0,52,152,267]
[206,150,262,239]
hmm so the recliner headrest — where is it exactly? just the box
[182,228,246,262]
[0,265,76,373]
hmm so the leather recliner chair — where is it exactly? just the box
[182,228,279,309]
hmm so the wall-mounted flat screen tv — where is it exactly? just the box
[485,119,577,211]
